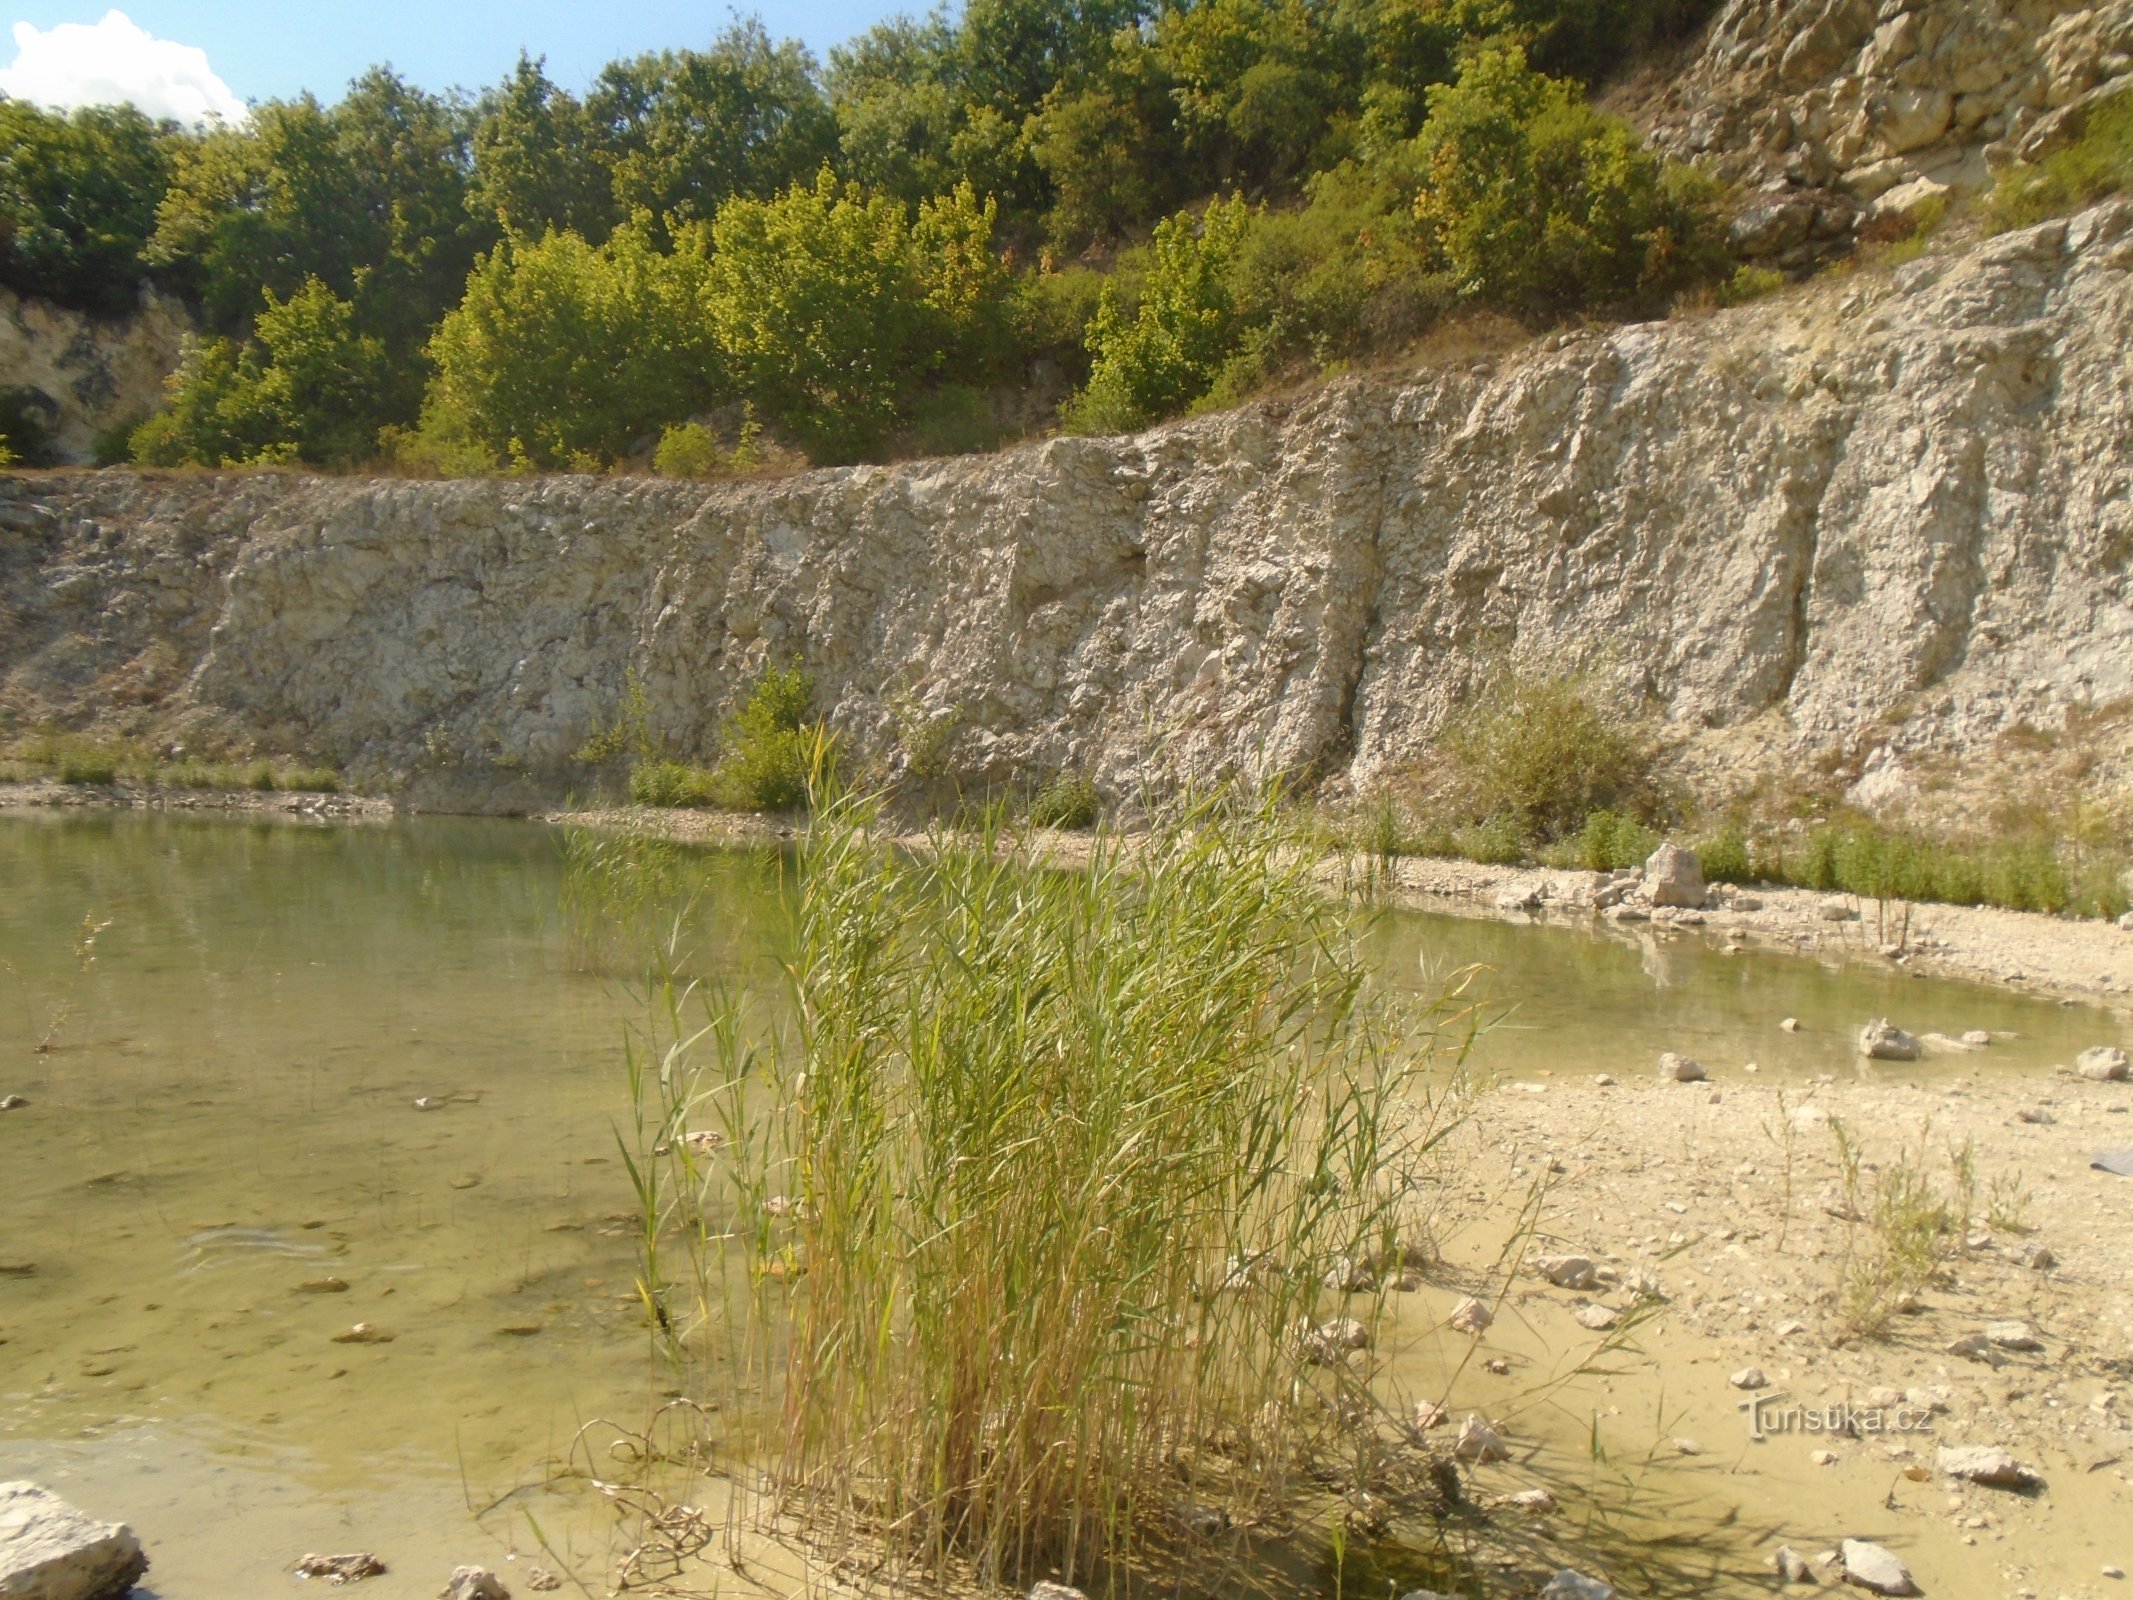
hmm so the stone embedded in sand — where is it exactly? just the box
[1774,1545,1813,1584]
[439,1568,510,1600]
[1984,1320,2042,1350]
[1453,1414,1511,1463]
[1490,1487,1557,1515]
[0,1481,149,1600]
[1946,1332,1999,1364]
[1540,1569,1615,1600]
[525,1571,562,1593]
[1532,1253,1598,1289]
[0,1094,27,1111]
[1961,1030,1992,1047]
[1857,1019,1921,1060]
[1729,1366,1769,1390]
[1658,1052,1708,1082]
[295,1553,386,1582]
[2076,1046,2130,1081]
[331,1322,394,1344]
[1839,1539,1918,1595]
[1935,1445,2039,1489]
[1819,900,1858,922]
[1780,1016,1802,1031]
[1448,1296,1493,1335]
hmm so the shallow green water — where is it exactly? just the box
[0,813,2121,1597]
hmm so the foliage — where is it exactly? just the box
[652,422,720,478]
[653,796,1468,1584]
[629,759,719,807]
[1026,769,1100,828]
[1749,814,2128,920]
[711,662,823,811]
[706,171,1010,459]
[419,219,719,470]
[1991,87,2133,230]
[467,54,616,241]
[589,22,840,229]
[131,278,394,467]
[1410,47,1723,313]
[0,386,57,467]
[1570,807,1659,870]
[1830,1120,1968,1342]
[0,99,179,315]
[1437,667,1660,845]
[1069,194,1255,432]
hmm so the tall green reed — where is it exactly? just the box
[630,791,1480,1591]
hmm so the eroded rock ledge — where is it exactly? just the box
[4,203,2132,814]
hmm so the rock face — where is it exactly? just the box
[0,287,189,466]
[1627,0,2133,269]
[0,1482,148,1600]
[7,203,2133,812]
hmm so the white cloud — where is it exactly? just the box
[0,9,246,124]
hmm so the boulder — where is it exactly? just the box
[2076,1046,2130,1081]
[1658,1052,1709,1082]
[1643,844,1706,908]
[1858,1019,1921,1060]
[0,1483,148,1600]
[1839,1539,1918,1595]
[1877,85,1954,153]
[1871,176,1952,231]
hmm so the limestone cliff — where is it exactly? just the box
[0,287,189,464]
[4,201,2131,813]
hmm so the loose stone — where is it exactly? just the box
[0,1482,150,1600]
[1839,1539,1918,1596]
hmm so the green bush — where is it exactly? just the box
[1575,807,1659,870]
[1437,669,1658,845]
[1410,46,1725,314]
[653,422,721,477]
[1027,770,1100,829]
[1992,88,2133,230]
[1752,817,2128,920]
[711,663,822,812]
[1694,823,1752,883]
[0,388,58,468]
[1067,194,1254,433]
[629,759,719,807]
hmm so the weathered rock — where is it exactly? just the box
[1946,1332,2000,1363]
[524,1570,562,1593]
[1839,1538,1917,1595]
[0,1482,148,1600]
[331,1322,394,1344]
[1935,1445,2040,1488]
[1858,1019,1922,1061]
[1961,1030,1992,1046]
[1306,1317,1371,1363]
[1984,1319,2042,1350]
[1448,1296,1493,1335]
[1495,882,1543,912]
[1774,1544,1815,1584]
[1730,1366,1769,1390]
[0,1095,26,1111]
[1574,1303,1620,1331]
[1532,1253,1598,1289]
[1453,1415,1511,1463]
[1644,844,1706,908]
[295,1554,386,1582]
[1819,901,1859,923]
[1490,1487,1557,1515]
[439,1569,510,1600]
[1029,1585,1087,1600]
[1658,1052,1709,1082]
[2076,1046,2131,1081]
[1540,1569,1615,1600]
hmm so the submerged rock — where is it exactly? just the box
[1541,1570,1615,1600]
[1453,1414,1511,1463]
[1531,1253,1598,1289]
[439,1568,510,1600]
[0,1481,149,1600]
[1858,1019,1921,1060]
[295,1553,386,1582]
[1838,1538,1917,1595]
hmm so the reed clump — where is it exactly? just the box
[639,795,1475,1590]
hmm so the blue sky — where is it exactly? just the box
[3,2,914,113]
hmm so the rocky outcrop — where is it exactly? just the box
[1624,0,2133,269]
[4,201,2133,813]
[0,287,189,465]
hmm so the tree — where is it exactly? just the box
[0,98,184,315]
[1153,0,1365,192]
[826,17,966,206]
[468,55,616,241]
[130,277,392,466]
[706,171,1010,459]
[1409,46,1723,312]
[1027,39,1181,249]
[590,22,838,228]
[420,219,721,469]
